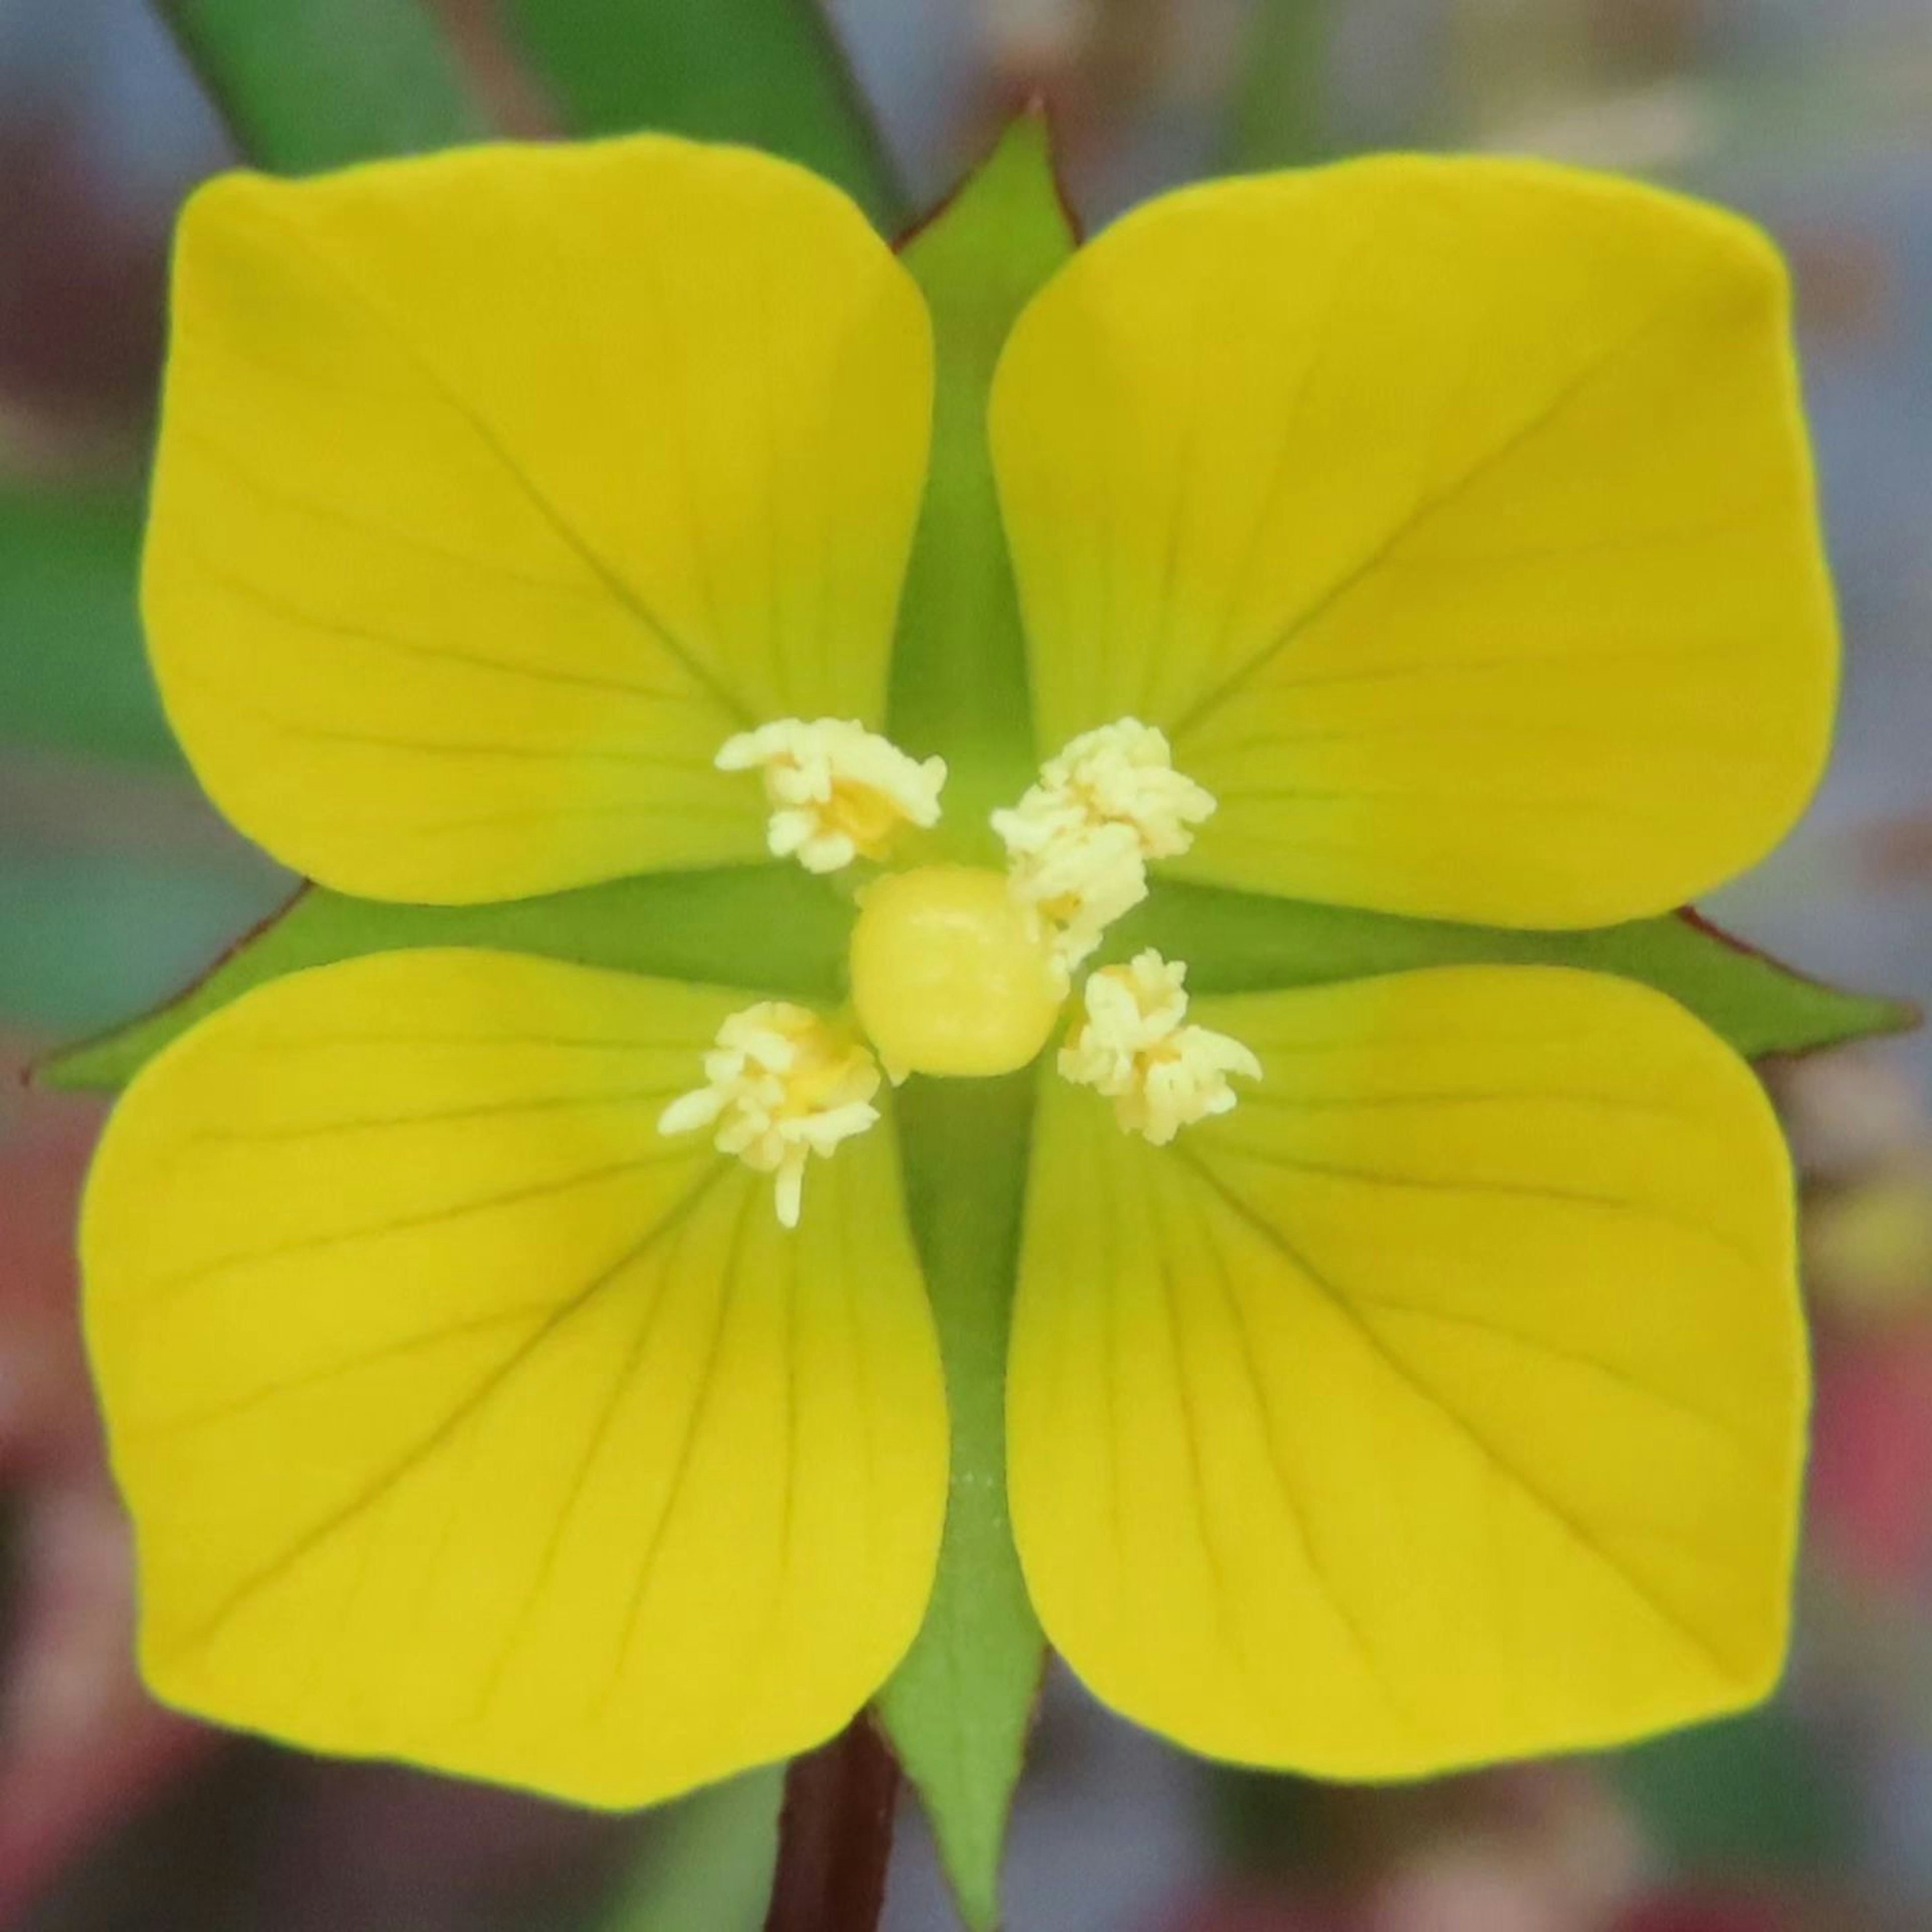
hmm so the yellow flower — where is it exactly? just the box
[84,134,1834,1809]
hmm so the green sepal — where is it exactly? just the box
[500,0,904,228]
[877,1077,1044,1932]
[156,0,490,174]
[37,866,848,1093]
[870,116,1077,1929]
[888,111,1076,858]
[1121,878,1914,1060]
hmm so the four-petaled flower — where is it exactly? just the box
[83,132,1835,1810]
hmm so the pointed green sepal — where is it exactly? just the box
[887,108,1077,860]
[872,114,1079,1930]
[1122,880,1914,1060]
[878,1074,1045,1932]
[36,866,849,1092]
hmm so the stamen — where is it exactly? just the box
[658,1003,882,1228]
[993,719,1215,977]
[717,718,946,874]
[1059,950,1260,1146]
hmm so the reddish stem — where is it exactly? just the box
[763,1718,900,1932]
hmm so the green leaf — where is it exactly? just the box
[157,0,490,174]
[890,110,1077,857]
[870,118,1076,1931]
[37,865,849,1092]
[593,1768,785,1932]
[879,1076,1043,1932]
[499,0,903,227]
[0,487,171,765]
[1122,878,1913,1061]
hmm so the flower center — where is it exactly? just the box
[849,865,1065,1079]
[693,716,1259,1224]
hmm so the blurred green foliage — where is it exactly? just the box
[1227,0,1335,170]
[0,850,277,1035]
[503,0,904,225]
[1613,1703,1860,1873]
[596,1768,784,1932]
[0,488,166,765]
[157,0,489,171]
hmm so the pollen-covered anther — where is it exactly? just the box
[993,719,1216,977]
[658,1002,882,1228]
[1059,949,1261,1146]
[716,718,945,874]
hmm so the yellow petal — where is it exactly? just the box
[990,158,1836,927]
[1009,966,1803,1776]
[82,949,946,1806]
[148,138,933,901]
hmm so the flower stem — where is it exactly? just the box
[763,1717,900,1932]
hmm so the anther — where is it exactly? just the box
[994,719,1215,977]
[659,1002,882,1227]
[717,718,945,874]
[1059,950,1260,1145]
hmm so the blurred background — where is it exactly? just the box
[4,1,1932,1927]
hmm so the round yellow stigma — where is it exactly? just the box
[849,866,1064,1079]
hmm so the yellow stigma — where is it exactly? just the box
[849,867,1065,1079]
